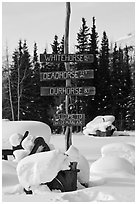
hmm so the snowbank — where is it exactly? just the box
[2,120,51,149]
[101,142,135,167]
[83,115,116,136]
[16,150,70,190]
[65,145,90,185]
[2,133,135,202]
[90,155,135,176]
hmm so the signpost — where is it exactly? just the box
[40,2,95,151]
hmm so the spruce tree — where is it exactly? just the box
[76,17,89,54]
[97,31,112,115]
[75,17,90,129]
[124,46,135,130]
[51,35,60,54]
[85,16,99,122]
[110,44,129,130]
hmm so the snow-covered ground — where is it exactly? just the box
[2,129,135,202]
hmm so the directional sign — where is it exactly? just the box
[40,87,96,96]
[40,54,94,63]
[53,114,85,126]
[40,69,94,81]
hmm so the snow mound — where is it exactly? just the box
[3,120,51,146]
[77,154,90,185]
[65,145,90,184]
[83,115,116,136]
[16,150,70,190]
[21,134,36,152]
[2,160,17,175]
[2,160,19,188]
[101,143,135,167]
[13,149,30,162]
[90,115,115,124]
[90,156,135,176]
[9,133,23,147]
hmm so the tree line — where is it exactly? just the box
[2,17,135,132]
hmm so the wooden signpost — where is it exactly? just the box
[40,2,95,151]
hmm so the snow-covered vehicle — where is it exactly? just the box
[83,115,116,136]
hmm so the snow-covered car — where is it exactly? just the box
[83,115,116,136]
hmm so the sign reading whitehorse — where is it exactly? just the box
[40,54,94,63]
[40,69,94,81]
[40,87,96,96]
[53,114,85,126]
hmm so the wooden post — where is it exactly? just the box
[64,2,72,150]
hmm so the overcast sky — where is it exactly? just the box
[2,1,135,56]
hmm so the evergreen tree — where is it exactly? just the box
[110,44,132,130]
[75,17,90,130]
[97,31,112,115]
[88,17,98,72]
[76,17,89,54]
[51,35,60,54]
[110,44,121,129]
[59,35,64,54]
[124,46,135,130]
[85,16,99,122]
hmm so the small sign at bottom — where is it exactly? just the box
[53,114,85,126]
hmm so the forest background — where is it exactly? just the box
[2,17,135,133]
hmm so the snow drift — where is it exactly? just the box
[90,155,135,176]
[101,142,135,167]
[2,120,51,148]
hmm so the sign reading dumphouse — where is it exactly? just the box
[40,69,94,81]
[40,54,94,63]
[53,114,85,126]
[40,86,96,96]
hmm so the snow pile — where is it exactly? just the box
[2,120,51,149]
[90,155,135,176]
[65,145,90,185]
[17,150,70,190]
[2,134,135,202]
[7,122,53,163]
[16,145,90,191]
[13,149,30,163]
[21,134,36,151]
[2,160,19,188]
[83,115,116,136]
[90,142,135,178]
[9,133,24,147]
[101,143,135,167]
